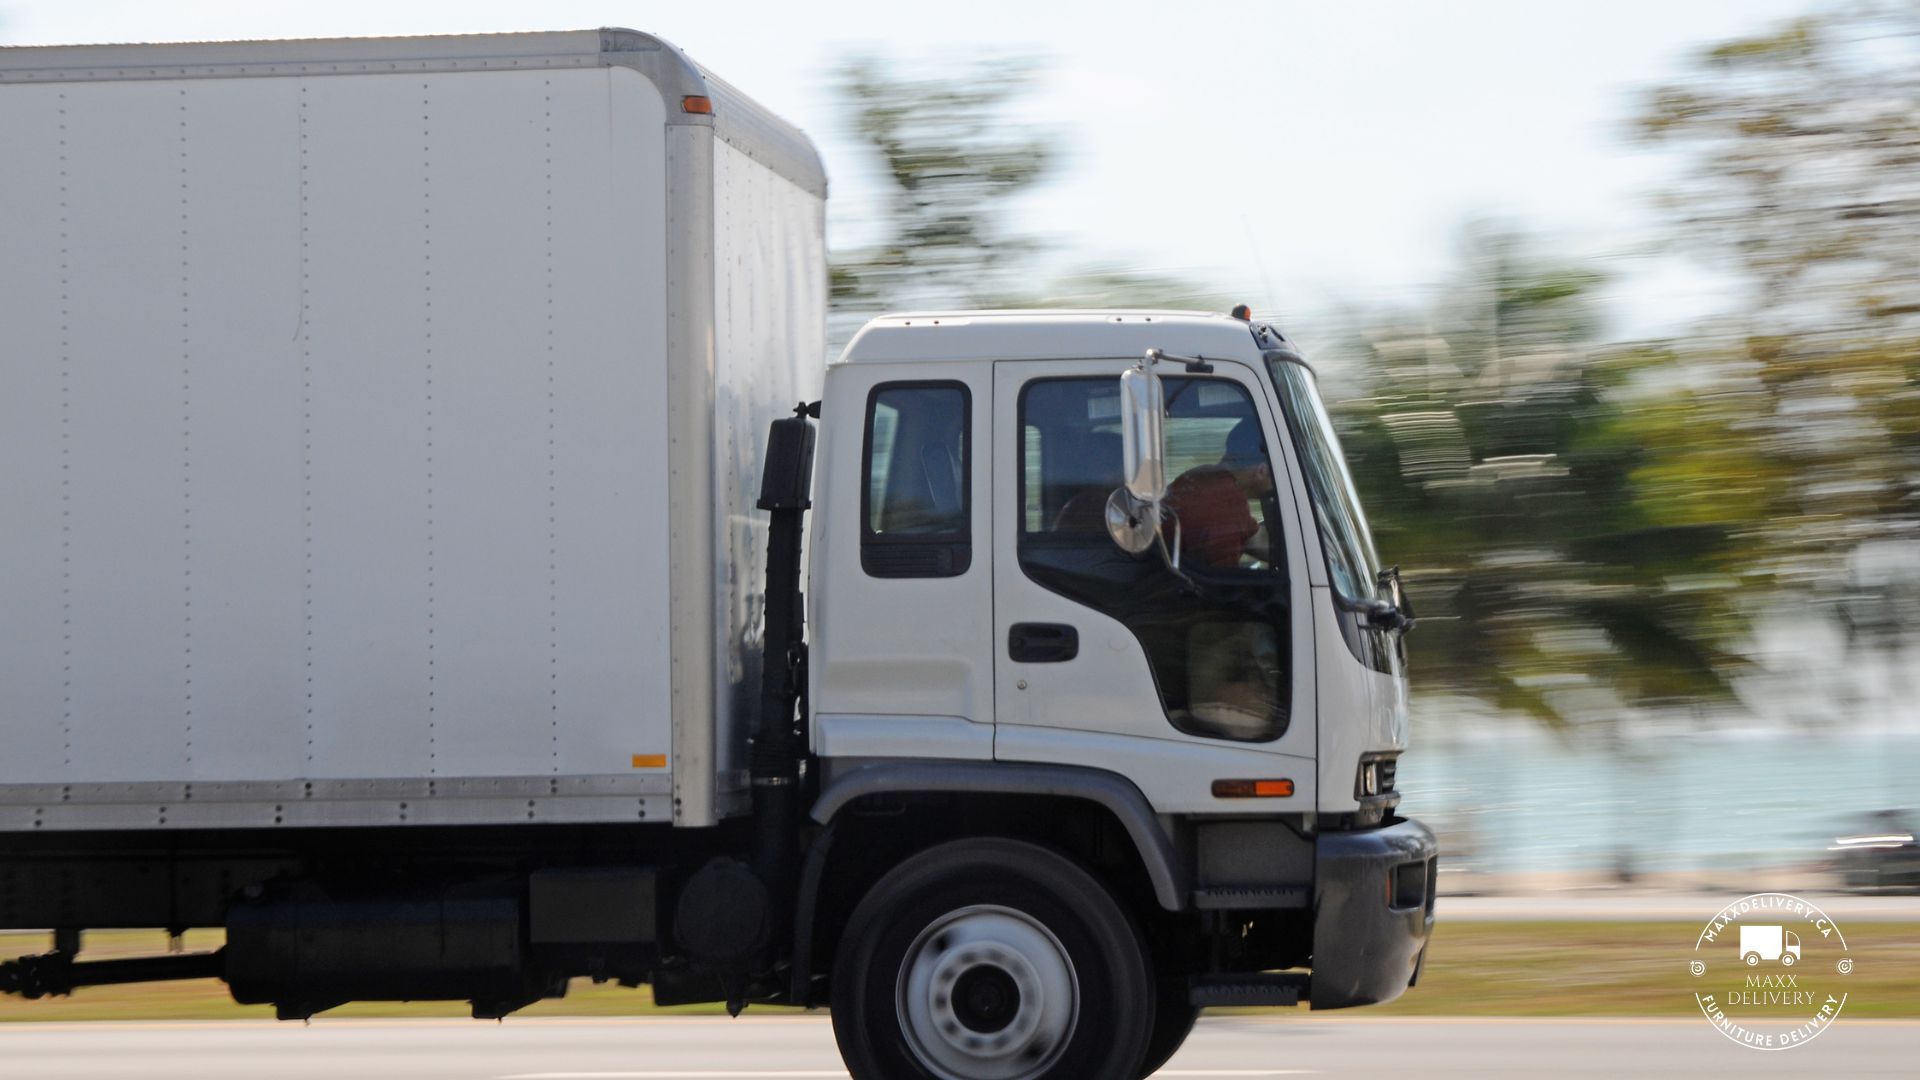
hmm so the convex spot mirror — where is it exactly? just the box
[1104,488,1156,555]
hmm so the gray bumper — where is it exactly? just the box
[1310,817,1437,1009]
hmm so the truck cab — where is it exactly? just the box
[800,311,1435,1075]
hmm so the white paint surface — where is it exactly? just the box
[0,62,676,808]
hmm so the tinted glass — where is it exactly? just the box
[867,385,967,536]
[1018,376,1289,742]
[864,383,971,578]
[1267,358,1380,600]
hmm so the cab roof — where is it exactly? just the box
[838,310,1286,365]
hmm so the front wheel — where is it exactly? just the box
[1136,987,1199,1077]
[830,838,1154,1080]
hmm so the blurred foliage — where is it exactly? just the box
[1632,1,1920,653]
[1637,2,1920,330]
[1332,3,1920,729]
[1326,225,1752,727]
[828,56,1228,319]
[829,54,1055,311]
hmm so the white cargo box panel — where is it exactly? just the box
[0,30,827,830]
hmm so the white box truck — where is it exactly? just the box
[0,30,1435,1078]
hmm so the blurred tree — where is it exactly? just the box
[828,54,1056,314]
[828,55,1228,329]
[1331,224,1751,728]
[1635,3,1920,674]
[1637,3,1920,331]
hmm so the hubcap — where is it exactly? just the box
[952,964,1021,1033]
[896,904,1077,1080]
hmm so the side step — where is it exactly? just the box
[1189,972,1310,1008]
[1191,886,1308,910]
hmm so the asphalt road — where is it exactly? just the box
[2,1016,1916,1079]
[1439,891,1920,922]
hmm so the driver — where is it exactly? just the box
[1165,417,1273,570]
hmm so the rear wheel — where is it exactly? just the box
[830,838,1153,1080]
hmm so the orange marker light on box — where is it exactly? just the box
[681,95,713,114]
[1211,778,1293,798]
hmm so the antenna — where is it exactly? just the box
[1241,212,1279,316]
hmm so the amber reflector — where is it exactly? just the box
[681,95,713,114]
[1212,778,1294,798]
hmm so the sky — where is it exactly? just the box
[0,0,1816,341]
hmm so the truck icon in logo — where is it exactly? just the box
[1740,925,1802,967]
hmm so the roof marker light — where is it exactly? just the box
[681,95,713,114]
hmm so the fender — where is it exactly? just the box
[810,760,1188,908]
[787,760,1191,1004]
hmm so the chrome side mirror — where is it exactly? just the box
[1120,353,1166,503]
[1109,352,1179,566]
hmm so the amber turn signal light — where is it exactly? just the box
[1212,778,1294,798]
[681,95,713,114]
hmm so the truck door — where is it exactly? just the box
[991,359,1318,811]
[809,363,996,760]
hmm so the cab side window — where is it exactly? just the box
[863,382,971,578]
[1018,376,1290,742]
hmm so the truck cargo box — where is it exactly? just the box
[0,30,827,830]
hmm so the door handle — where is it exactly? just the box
[1008,623,1079,663]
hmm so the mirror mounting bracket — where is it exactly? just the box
[1144,346,1213,374]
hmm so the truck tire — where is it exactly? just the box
[830,837,1153,1080]
[1136,988,1199,1077]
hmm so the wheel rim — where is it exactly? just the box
[895,904,1078,1080]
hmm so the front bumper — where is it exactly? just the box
[1310,816,1437,1009]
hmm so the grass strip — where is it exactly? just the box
[2,921,1914,1022]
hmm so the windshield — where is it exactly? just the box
[1266,355,1382,601]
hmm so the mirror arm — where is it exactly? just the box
[1376,564,1416,621]
[1152,509,1197,591]
[1334,592,1414,633]
[1145,346,1213,374]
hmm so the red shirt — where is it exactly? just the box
[1166,466,1256,570]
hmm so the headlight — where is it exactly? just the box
[1355,754,1399,800]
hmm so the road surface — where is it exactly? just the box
[2,1016,1915,1078]
[1439,891,1920,922]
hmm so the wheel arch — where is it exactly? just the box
[788,761,1191,1005]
